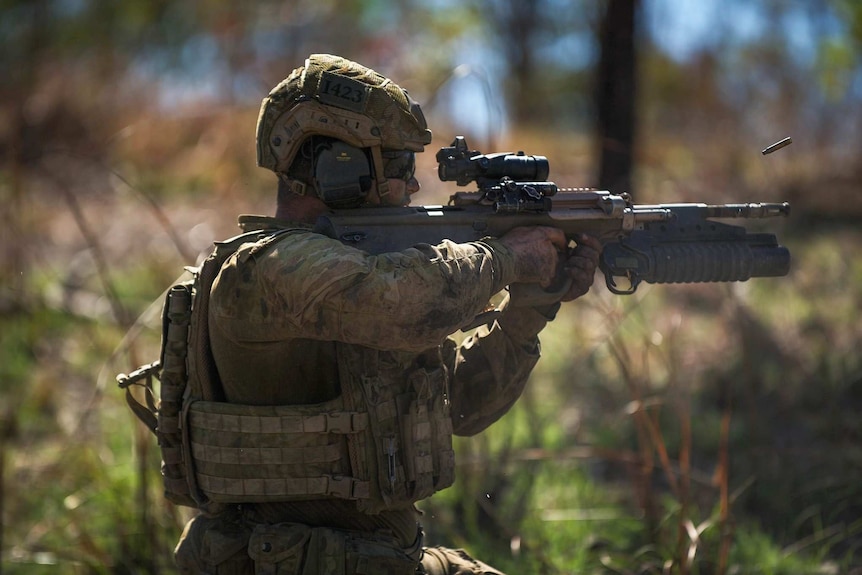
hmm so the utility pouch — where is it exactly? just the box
[400,366,455,501]
[344,537,418,575]
[249,524,418,575]
[201,520,254,574]
[175,514,253,575]
[159,283,196,507]
[116,281,198,508]
[248,523,311,575]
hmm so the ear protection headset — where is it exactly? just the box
[313,140,373,208]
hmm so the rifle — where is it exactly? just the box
[314,136,791,301]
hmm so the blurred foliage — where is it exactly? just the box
[2,0,862,573]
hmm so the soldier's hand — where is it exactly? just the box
[559,233,602,302]
[498,226,566,286]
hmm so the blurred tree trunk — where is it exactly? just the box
[595,0,639,194]
[482,0,542,125]
[504,0,541,124]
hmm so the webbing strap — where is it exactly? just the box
[123,386,158,434]
[369,145,390,199]
[117,364,161,435]
[188,402,369,435]
[191,441,345,466]
[186,400,372,502]
[196,473,370,501]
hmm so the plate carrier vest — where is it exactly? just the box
[118,226,456,514]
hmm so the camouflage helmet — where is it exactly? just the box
[256,54,432,200]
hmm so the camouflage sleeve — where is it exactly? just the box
[210,230,519,351]
[444,303,559,436]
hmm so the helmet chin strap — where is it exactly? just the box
[369,145,390,200]
[278,173,308,196]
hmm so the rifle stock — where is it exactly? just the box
[313,137,791,300]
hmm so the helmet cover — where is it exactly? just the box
[256,54,432,175]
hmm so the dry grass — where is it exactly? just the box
[2,72,861,573]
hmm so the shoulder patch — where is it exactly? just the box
[317,71,370,113]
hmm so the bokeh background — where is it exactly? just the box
[1,1,861,573]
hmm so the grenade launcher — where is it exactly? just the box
[314,136,791,301]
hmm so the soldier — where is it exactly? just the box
[173,54,601,574]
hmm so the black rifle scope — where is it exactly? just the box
[436,136,549,186]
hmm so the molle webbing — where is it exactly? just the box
[186,400,371,502]
[159,284,197,505]
[116,283,197,507]
[337,346,457,514]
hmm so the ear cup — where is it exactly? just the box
[313,141,372,207]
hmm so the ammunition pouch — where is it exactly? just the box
[248,523,418,575]
[335,347,456,514]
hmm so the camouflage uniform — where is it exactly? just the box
[173,55,560,575]
[175,214,557,574]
